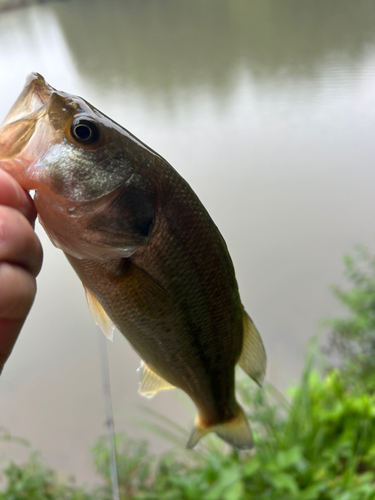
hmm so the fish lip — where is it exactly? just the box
[26,72,54,106]
[1,73,54,127]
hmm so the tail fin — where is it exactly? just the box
[186,405,253,450]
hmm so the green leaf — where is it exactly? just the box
[204,466,242,500]
[268,472,299,493]
[243,459,260,477]
[299,483,326,500]
[275,446,303,469]
[223,481,244,500]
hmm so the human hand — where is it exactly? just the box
[0,169,43,375]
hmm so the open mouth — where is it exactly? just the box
[1,73,53,127]
[0,73,54,162]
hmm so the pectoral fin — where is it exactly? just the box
[126,262,173,318]
[138,361,175,398]
[118,260,173,319]
[237,310,266,386]
[84,286,115,341]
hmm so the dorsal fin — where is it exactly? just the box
[237,310,266,386]
[84,286,115,341]
[138,361,175,398]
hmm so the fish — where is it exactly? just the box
[0,73,266,449]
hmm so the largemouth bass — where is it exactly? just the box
[0,74,266,449]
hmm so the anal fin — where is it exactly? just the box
[237,310,266,386]
[84,286,115,341]
[138,361,175,398]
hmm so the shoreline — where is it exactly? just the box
[0,0,67,12]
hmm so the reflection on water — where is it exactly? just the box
[52,0,375,96]
[1,0,375,485]
[0,4,77,120]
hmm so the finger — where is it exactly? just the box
[0,262,36,319]
[0,318,25,375]
[0,169,36,226]
[0,262,36,374]
[0,206,43,277]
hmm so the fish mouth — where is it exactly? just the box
[2,73,53,126]
[0,73,55,168]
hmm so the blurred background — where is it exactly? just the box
[1,0,375,486]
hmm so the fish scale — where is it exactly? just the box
[69,161,244,423]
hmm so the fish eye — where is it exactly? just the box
[70,118,100,145]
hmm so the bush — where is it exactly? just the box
[0,452,95,500]
[91,368,375,499]
[326,245,375,386]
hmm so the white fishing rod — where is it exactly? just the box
[98,331,120,500]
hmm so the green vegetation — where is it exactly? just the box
[2,246,375,499]
[326,245,375,386]
[0,452,93,500]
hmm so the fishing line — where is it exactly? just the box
[98,331,120,500]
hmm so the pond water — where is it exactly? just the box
[1,0,375,484]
